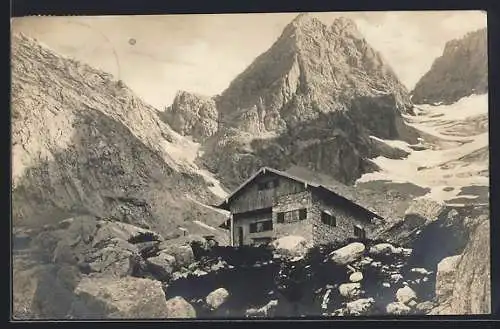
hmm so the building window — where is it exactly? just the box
[250,220,273,233]
[277,212,285,223]
[262,220,273,231]
[299,208,307,220]
[354,225,366,239]
[321,211,336,227]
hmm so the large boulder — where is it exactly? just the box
[271,235,310,258]
[69,276,169,318]
[349,272,363,283]
[386,302,411,315]
[205,288,230,310]
[146,253,176,281]
[368,243,403,257]
[338,283,362,299]
[345,298,375,316]
[158,244,195,269]
[410,267,432,276]
[404,197,447,226]
[330,242,365,265]
[84,238,141,277]
[51,217,163,278]
[396,286,417,305]
[165,296,197,318]
[31,265,82,319]
[435,255,462,303]
[92,220,163,246]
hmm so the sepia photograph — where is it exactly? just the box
[10,10,490,319]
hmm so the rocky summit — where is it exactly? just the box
[411,28,487,105]
[165,14,421,188]
[160,91,218,143]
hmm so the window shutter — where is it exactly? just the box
[299,208,307,220]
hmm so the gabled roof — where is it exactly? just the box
[214,166,384,220]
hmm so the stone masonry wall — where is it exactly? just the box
[272,190,313,241]
[311,196,376,246]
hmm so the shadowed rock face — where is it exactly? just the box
[191,14,419,189]
[411,28,487,105]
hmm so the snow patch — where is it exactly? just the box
[416,94,488,121]
[369,135,413,153]
[160,136,228,199]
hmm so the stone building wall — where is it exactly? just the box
[272,190,314,241]
[311,195,377,246]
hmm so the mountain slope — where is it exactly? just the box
[183,14,421,189]
[411,28,487,105]
[11,33,227,237]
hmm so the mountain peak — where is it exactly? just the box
[285,13,326,34]
[331,17,362,38]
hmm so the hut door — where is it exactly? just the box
[237,227,244,246]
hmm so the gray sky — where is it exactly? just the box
[12,11,486,109]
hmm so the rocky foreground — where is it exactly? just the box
[12,199,490,319]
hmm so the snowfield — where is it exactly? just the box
[357,94,489,206]
[160,134,228,199]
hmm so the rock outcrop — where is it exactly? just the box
[165,296,197,318]
[411,28,487,105]
[205,288,230,310]
[403,197,448,226]
[435,255,462,304]
[431,218,490,314]
[329,242,365,265]
[69,276,169,319]
[271,235,310,258]
[161,91,218,142]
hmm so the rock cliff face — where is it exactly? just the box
[411,28,487,105]
[431,217,490,314]
[161,91,218,143]
[195,14,419,188]
[11,33,225,237]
